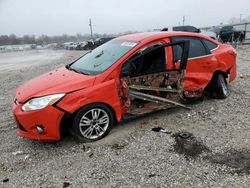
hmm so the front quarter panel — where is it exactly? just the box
[56,79,122,121]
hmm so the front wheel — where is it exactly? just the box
[71,104,114,142]
[213,74,229,99]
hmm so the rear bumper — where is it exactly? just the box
[12,103,65,141]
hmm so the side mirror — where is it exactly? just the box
[197,29,201,33]
[121,62,130,77]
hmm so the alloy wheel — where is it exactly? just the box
[79,108,109,139]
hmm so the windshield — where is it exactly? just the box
[69,40,138,75]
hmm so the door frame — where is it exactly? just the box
[119,40,190,115]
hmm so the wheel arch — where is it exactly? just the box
[59,102,118,139]
[78,102,117,122]
[204,70,229,93]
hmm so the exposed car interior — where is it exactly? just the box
[121,41,189,115]
[130,45,166,76]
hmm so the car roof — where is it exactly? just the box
[115,31,211,42]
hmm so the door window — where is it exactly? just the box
[172,37,209,61]
[129,44,166,77]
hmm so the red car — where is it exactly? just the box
[12,32,237,142]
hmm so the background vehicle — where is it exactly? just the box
[94,37,114,48]
[161,25,217,40]
[75,41,88,50]
[13,32,236,142]
[68,42,79,50]
[81,40,95,50]
[63,42,74,50]
[82,38,114,50]
[219,26,246,43]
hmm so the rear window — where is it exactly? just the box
[203,39,218,51]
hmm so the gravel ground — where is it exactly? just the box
[0,47,249,187]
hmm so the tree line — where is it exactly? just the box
[0,33,117,46]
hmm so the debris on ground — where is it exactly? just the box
[63,182,70,188]
[2,178,9,183]
[151,127,172,134]
[88,153,94,158]
[12,151,23,156]
[172,132,210,158]
[174,132,193,139]
[148,173,156,177]
[81,145,86,152]
[111,143,126,150]
[24,154,30,160]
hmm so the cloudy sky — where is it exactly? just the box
[0,0,249,36]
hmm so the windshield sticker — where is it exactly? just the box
[121,42,137,47]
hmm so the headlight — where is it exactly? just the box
[21,93,65,112]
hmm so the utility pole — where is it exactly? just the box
[240,14,243,23]
[89,18,93,41]
[182,16,185,26]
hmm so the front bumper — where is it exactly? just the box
[12,102,65,141]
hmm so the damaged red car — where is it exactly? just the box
[12,32,237,142]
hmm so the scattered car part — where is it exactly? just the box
[173,132,193,139]
[151,127,172,134]
[172,131,209,158]
[63,182,70,188]
[2,178,9,183]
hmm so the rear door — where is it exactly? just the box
[172,36,218,97]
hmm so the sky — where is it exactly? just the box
[0,0,250,36]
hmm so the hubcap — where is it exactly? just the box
[79,108,109,139]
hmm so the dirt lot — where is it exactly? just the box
[0,47,250,187]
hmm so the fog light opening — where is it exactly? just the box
[36,125,44,134]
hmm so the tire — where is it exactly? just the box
[213,74,229,99]
[71,103,114,142]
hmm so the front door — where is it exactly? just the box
[120,41,189,115]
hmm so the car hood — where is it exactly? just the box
[15,66,96,103]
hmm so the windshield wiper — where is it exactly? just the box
[66,64,89,75]
[73,69,89,75]
[66,64,72,70]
